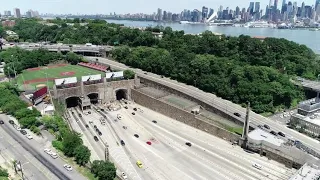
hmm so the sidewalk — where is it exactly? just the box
[0,156,21,180]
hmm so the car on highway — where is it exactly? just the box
[252,163,262,170]
[8,120,14,124]
[63,164,73,171]
[124,106,128,109]
[78,114,82,117]
[93,125,97,129]
[88,111,91,114]
[134,134,139,138]
[94,136,99,142]
[263,124,270,129]
[0,120,4,124]
[121,172,128,179]
[136,160,143,168]
[120,140,125,146]
[257,125,262,129]
[146,141,152,145]
[20,130,27,135]
[123,126,127,129]
[26,134,33,140]
[117,114,122,119]
[97,131,102,136]
[278,131,286,137]
[152,120,157,124]
[185,142,192,147]
[85,124,89,128]
[234,112,241,117]
[270,131,277,136]
[133,108,137,111]
[132,112,135,115]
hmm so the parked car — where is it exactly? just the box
[252,163,262,170]
[8,120,14,124]
[146,141,152,145]
[133,108,137,111]
[97,131,102,136]
[185,142,192,147]
[123,126,127,129]
[152,120,157,124]
[234,112,241,117]
[26,134,33,140]
[94,136,99,142]
[121,172,128,179]
[44,149,52,155]
[134,134,139,138]
[263,124,270,129]
[63,164,72,171]
[50,152,58,159]
[85,124,89,128]
[0,120,4,124]
[124,106,128,109]
[132,112,135,115]
[93,125,97,129]
[20,130,27,135]
[120,140,125,146]
[78,114,82,117]
[257,125,262,129]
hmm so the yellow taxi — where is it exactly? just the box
[136,160,143,168]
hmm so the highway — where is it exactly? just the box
[0,124,59,180]
[88,56,320,155]
[0,114,87,180]
[78,102,294,180]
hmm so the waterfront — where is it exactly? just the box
[106,19,320,53]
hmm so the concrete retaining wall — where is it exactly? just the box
[131,89,241,142]
[139,77,244,126]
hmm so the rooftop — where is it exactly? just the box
[302,113,320,127]
[289,163,320,180]
[248,129,284,146]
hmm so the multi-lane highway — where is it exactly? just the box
[87,56,320,155]
[69,101,295,180]
[0,114,87,180]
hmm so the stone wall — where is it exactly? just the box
[131,89,241,142]
[139,77,244,126]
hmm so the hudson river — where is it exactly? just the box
[106,19,320,53]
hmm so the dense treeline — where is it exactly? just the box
[0,47,83,76]
[113,46,304,113]
[8,18,320,113]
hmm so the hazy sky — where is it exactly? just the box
[1,0,316,15]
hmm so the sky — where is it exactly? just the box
[0,0,316,15]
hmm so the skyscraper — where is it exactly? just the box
[254,2,260,13]
[208,8,214,17]
[202,6,208,20]
[249,2,255,15]
[235,6,240,16]
[316,0,320,10]
[157,8,162,21]
[14,8,21,18]
[269,0,274,7]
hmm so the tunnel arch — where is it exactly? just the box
[87,93,99,104]
[115,89,127,101]
[65,96,81,108]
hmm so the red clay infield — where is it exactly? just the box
[23,78,56,84]
[60,71,75,76]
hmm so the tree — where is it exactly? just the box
[91,160,116,180]
[66,52,81,65]
[123,69,135,79]
[74,145,91,166]
[62,131,83,157]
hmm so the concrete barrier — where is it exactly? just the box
[131,89,241,142]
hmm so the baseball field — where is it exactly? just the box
[16,64,105,91]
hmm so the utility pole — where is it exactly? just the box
[104,144,109,161]
[19,161,24,179]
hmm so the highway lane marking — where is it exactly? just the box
[23,154,55,179]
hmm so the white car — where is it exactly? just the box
[26,134,33,140]
[16,126,21,131]
[121,172,128,179]
[252,163,262,170]
[63,164,72,171]
[44,149,52,155]
[50,152,58,159]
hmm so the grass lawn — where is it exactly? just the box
[16,64,105,91]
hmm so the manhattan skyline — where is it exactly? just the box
[1,0,316,15]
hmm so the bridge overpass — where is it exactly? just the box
[292,77,320,92]
[3,44,114,57]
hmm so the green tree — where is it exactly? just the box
[62,131,83,157]
[74,145,91,166]
[91,160,116,180]
[123,69,135,79]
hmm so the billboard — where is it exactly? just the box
[54,77,77,86]
[106,71,124,79]
[81,74,101,82]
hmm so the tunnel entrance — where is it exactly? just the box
[116,89,127,100]
[65,96,81,108]
[87,93,99,104]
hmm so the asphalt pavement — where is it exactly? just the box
[88,56,320,155]
[0,114,87,180]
